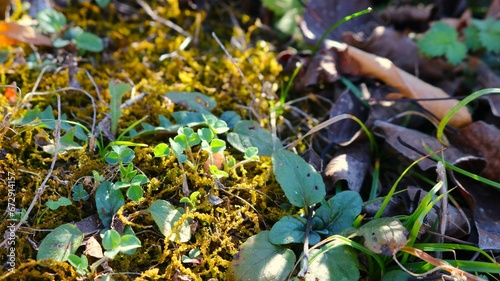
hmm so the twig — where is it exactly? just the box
[436,161,448,258]
[136,0,190,38]
[212,32,260,121]
[297,207,314,277]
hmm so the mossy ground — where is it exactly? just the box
[0,1,289,279]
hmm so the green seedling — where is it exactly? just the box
[72,184,89,201]
[45,197,72,210]
[105,145,134,165]
[229,149,408,280]
[209,165,228,180]
[228,146,260,170]
[104,146,148,201]
[102,229,141,259]
[37,197,73,224]
[37,9,103,52]
[419,19,500,65]
[181,248,202,264]
[67,254,89,276]
[180,191,201,210]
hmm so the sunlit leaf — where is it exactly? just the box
[228,120,282,156]
[272,149,325,207]
[228,231,295,281]
[305,247,359,281]
[356,217,408,256]
[37,224,83,262]
[149,200,191,242]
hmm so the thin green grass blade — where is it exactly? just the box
[437,88,500,143]
[312,8,373,54]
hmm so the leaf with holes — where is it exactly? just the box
[272,149,325,207]
[356,217,409,256]
[228,231,295,281]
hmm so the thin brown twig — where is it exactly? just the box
[136,0,190,38]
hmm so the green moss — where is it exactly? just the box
[0,1,285,279]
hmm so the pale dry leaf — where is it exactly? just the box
[331,42,472,127]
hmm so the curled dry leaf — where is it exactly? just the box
[331,42,472,127]
[453,121,500,182]
[472,57,500,117]
[373,120,485,171]
[0,22,52,46]
[324,141,370,193]
[299,48,340,89]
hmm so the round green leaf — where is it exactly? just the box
[210,139,226,153]
[149,200,191,242]
[127,185,143,201]
[228,231,295,281]
[37,9,67,34]
[272,149,326,207]
[37,224,83,262]
[53,38,70,48]
[104,151,120,165]
[102,229,121,250]
[153,143,170,157]
[46,200,61,210]
[119,235,141,255]
[75,32,104,52]
[119,147,135,164]
[95,0,111,8]
[58,197,72,206]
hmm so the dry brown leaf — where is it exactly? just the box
[471,57,500,117]
[453,121,500,182]
[378,5,436,32]
[373,120,484,171]
[0,21,52,46]
[327,90,368,145]
[299,0,374,47]
[401,246,486,281]
[332,43,472,127]
[324,141,370,193]
[84,235,104,259]
[486,0,500,19]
